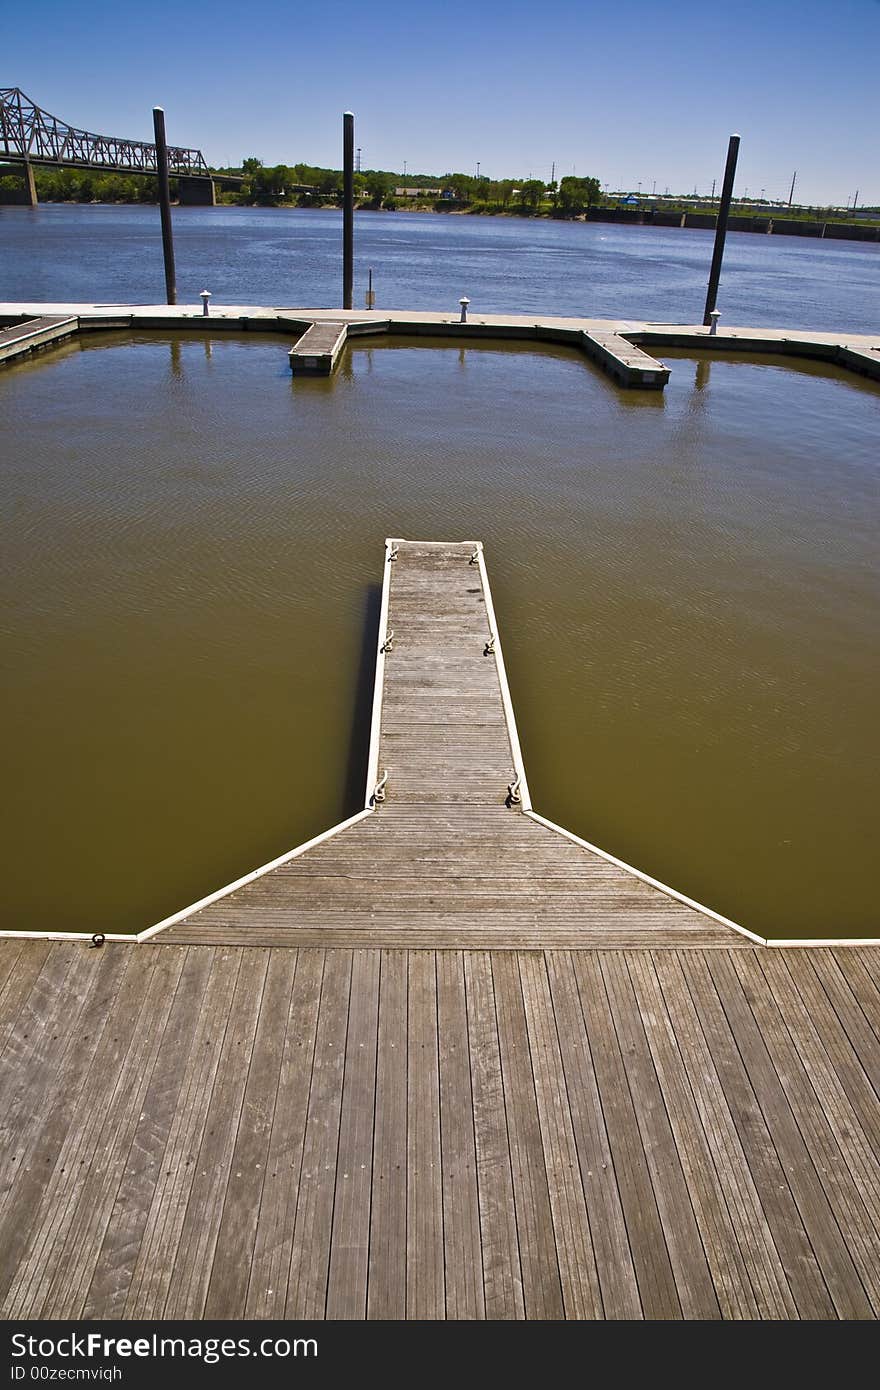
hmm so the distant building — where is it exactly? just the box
[394,187,442,198]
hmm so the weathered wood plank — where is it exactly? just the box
[286,950,352,1319]
[326,950,381,1319]
[123,949,243,1317]
[204,950,297,1318]
[462,951,524,1319]
[518,952,602,1317]
[731,952,880,1313]
[437,951,484,1319]
[406,952,444,1318]
[600,952,720,1318]
[2,949,183,1318]
[84,947,214,1318]
[0,948,133,1308]
[246,950,324,1319]
[543,951,641,1319]
[650,952,797,1317]
[367,951,408,1320]
[708,951,873,1318]
[626,952,762,1318]
[679,952,835,1318]
[758,952,880,1226]
[162,950,270,1319]
[492,953,564,1318]
[572,953,681,1319]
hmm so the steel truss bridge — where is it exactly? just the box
[0,87,211,178]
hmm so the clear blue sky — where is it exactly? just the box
[8,0,880,204]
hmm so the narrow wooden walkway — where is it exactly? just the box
[158,540,750,948]
[0,938,877,1319]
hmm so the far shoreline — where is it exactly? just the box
[4,199,877,245]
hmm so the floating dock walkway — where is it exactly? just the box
[154,540,754,948]
[3,302,879,389]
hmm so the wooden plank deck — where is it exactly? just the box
[0,938,877,1320]
[157,539,754,949]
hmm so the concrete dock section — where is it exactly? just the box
[287,319,348,374]
[3,301,878,387]
[0,314,78,364]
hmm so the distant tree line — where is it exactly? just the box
[227,160,603,217]
[0,168,161,202]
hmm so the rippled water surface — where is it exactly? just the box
[1,332,877,936]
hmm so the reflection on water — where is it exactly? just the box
[1,333,878,937]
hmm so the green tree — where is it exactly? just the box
[518,179,545,211]
[557,175,601,215]
[364,171,391,207]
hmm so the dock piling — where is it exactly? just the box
[343,112,354,311]
[703,133,740,326]
[152,107,177,306]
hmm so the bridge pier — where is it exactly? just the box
[0,161,37,206]
[23,160,37,207]
[177,176,215,207]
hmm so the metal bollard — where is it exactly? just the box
[709,309,721,335]
[200,289,212,317]
[459,296,470,323]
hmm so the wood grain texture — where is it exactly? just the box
[1,938,877,1320]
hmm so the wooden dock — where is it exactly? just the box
[0,540,878,1320]
[0,937,877,1319]
[155,540,751,949]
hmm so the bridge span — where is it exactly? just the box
[0,87,231,205]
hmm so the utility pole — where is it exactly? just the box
[152,106,176,305]
[703,133,740,326]
[343,111,354,311]
[788,170,797,207]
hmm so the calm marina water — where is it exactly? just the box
[1,208,878,937]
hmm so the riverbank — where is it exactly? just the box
[3,183,878,241]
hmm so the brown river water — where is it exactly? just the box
[1,330,877,937]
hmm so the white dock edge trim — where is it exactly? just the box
[764,937,880,948]
[475,543,532,811]
[136,808,374,941]
[525,810,767,946]
[365,538,395,807]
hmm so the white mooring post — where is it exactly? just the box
[459,296,470,323]
[709,309,721,335]
[200,290,212,317]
